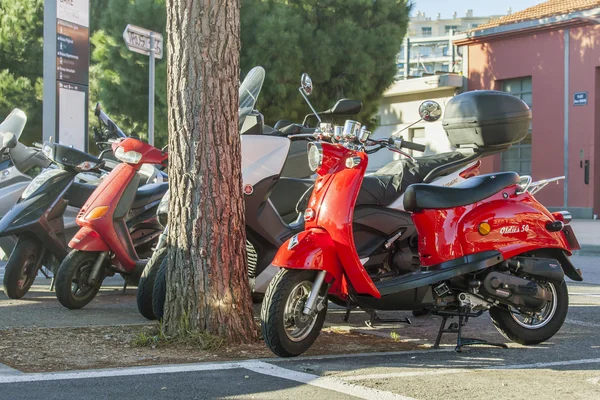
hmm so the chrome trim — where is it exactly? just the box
[342,120,361,140]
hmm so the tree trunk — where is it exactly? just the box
[164,0,254,342]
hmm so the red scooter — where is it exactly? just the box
[55,136,168,309]
[261,90,582,357]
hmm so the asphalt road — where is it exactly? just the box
[1,254,600,399]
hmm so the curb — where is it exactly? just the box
[574,245,600,255]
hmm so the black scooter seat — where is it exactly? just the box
[356,151,467,207]
[132,182,169,210]
[403,172,519,212]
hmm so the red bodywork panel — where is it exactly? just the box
[70,163,139,271]
[411,188,572,267]
[112,138,168,166]
[70,227,110,252]
[273,229,345,295]
[274,143,381,298]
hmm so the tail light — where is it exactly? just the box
[552,211,572,224]
[459,160,482,179]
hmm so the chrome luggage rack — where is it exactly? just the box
[517,175,565,195]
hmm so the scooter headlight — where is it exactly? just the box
[115,146,142,164]
[21,168,63,200]
[307,142,323,172]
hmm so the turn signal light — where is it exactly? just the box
[478,222,491,235]
[85,206,109,220]
[304,208,315,222]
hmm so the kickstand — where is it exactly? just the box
[433,311,508,352]
[122,282,127,293]
[39,267,51,279]
[49,277,55,292]
[365,310,412,328]
[343,298,352,323]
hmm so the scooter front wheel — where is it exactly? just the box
[261,269,328,357]
[2,237,42,299]
[55,250,104,309]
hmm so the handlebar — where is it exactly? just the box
[388,137,425,153]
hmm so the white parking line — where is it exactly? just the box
[0,359,415,399]
[487,358,600,370]
[245,361,413,400]
[565,319,600,328]
[339,369,465,381]
[0,362,243,383]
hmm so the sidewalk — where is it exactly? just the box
[570,219,600,254]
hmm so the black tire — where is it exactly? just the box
[137,247,167,320]
[261,269,328,357]
[2,237,43,299]
[152,254,168,320]
[55,250,104,309]
[489,280,569,345]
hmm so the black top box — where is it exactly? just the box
[442,90,531,149]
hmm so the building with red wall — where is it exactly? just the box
[455,0,600,218]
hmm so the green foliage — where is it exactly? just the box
[90,0,168,148]
[0,0,44,144]
[0,0,409,147]
[241,0,411,127]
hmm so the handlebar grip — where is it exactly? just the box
[402,140,426,152]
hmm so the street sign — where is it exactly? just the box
[123,24,163,59]
[123,24,163,146]
[574,92,588,106]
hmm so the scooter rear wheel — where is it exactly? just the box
[2,237,42,299]
[55,250,104,309]
[489,280,568,345]
[261,269,327,357]
[137,248,167,320]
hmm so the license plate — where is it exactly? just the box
[562,225,581,251]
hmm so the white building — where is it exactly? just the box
[396,9,510,80]
[368,9,512,171]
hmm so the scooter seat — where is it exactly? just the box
[132,182,169,210]
[355,152,466,207]
[65,181,98,209]
[403,172,520,212]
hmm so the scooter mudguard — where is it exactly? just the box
[69,227,110,252]
[272,228,345,295]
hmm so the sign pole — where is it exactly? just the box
[148,32,155,146]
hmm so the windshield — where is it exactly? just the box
[239,66,265,130]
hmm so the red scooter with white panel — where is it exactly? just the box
[261,90,582,357]
[54,136,168,309]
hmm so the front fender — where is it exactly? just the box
[272,229,345,294]
[69,227,110,252]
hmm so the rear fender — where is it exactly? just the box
[69,227,110,252]
[272,228,345,295]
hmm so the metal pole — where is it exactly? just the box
[148,32,155,146]
[404,37,410,79]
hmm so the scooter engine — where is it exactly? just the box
[479,271,552,311]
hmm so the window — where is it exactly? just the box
[421,27,432,37]
[409,128,427,155]
[501,77,532,176]
[445,25,459,34]
[470,23,480,29]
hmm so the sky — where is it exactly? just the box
[412,0,544,19]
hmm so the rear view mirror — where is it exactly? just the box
[300,73,313,96]
[419,100,442,122]
[3,132,17,149]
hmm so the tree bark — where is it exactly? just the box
[164,0,254,342]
